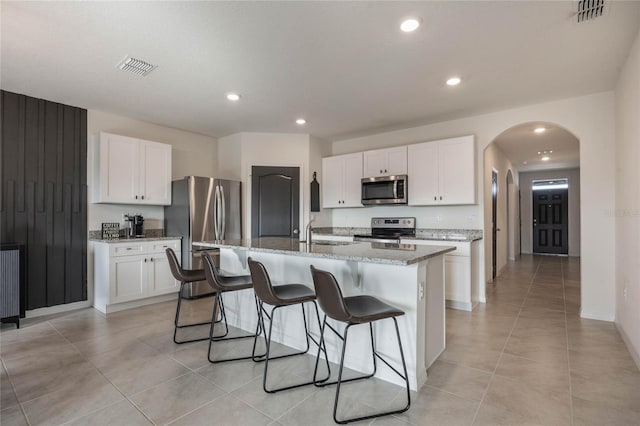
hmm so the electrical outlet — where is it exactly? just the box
[418,282,425,300]
[623,286,628,301]
[436,215,443,222]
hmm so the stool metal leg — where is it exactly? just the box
[207,293,267,363]
[261,300,330,393]
[173,281,216,344]
[319,317,411,424]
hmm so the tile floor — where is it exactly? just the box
[1,255,639,425]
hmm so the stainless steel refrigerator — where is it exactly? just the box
[164,176,242,298]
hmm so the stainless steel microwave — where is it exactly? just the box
[361,175,408,205]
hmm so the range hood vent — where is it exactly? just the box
[576,0,605,23]
[117,56,156,77]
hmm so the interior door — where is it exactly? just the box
[251,166,300,238]
[492,171,498,280]
[533,188,568,254]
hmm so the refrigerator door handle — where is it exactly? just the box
[221,185,226,240]
[214,185,221,240]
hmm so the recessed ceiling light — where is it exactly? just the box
[296,118,306,125]
[541,156,550,161]
[226,93,241,101]
[534,127,546,134]
[446,77,461,86]
[400,17,422,32]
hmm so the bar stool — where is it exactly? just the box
[248,257,330,393]
[309,265,411,424]
[202,252,266,363]
[166,248,214,344]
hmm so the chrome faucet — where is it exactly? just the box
[305,218,315,244]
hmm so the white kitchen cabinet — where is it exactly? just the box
[93,132,172,205]
[92,239,181,313]
[401,238,480,311]
[322,152,363,208]
[408,135,475,205]
[363,146,407,178]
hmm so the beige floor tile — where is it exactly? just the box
[168,394,273,426]
[195,358,266,393]
[425,360,492,401]
[0,322,58,345]
[494,353,570,395]
[0,406,28,426]
[64,400,152,426]
[1,366,19,410]
[572,396,640,426]
[167,340,212,370]
[22,369,124,426]
[571,368,640,412]
[0,333,74,362]
[231,374,319,419]
[88,340,160,372]
[393,386,479,426]
[439,340,503,373]
[130,372,225,425]
[103,353,191,396]
[478,375,571,425]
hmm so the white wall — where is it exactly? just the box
[483,143,517,279]
[519,168,581,257]
[332,92,616,321]
[217,132,333,239]
[615,28,640,366]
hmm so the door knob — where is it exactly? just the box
[293,229,299,234]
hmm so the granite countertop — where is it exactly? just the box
[89,236,182,244]
[194,237,456,266]
[313,227,483,242]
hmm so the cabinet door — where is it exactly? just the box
[322,156,344,208]
[385,146,407,175]
[407,142,439,205]
[96,133,139,203]
[363,150,387,177]
[139,141,172,205]
[147,253,180,296]
[439,136,476,205]
[110,255,146,303]
[342,152,364,207]
[445,255,471,305]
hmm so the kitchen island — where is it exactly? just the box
[194,238,455,390]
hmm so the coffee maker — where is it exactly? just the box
[124,214,144,238]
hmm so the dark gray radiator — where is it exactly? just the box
[1,247,21,321]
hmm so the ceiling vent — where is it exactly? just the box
[117,56,156,77]
[576,0,605,23]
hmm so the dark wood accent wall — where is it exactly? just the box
[0,90,87,310]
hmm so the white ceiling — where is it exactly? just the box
[492,122,580,172]
[2,1,639,141]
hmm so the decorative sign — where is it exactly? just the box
[101,223,120,240]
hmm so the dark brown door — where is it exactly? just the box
[533,189,568,254]
[251,166,299,238]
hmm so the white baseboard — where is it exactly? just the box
[26,300,93,318]
[579,309,615,322]
[446,300,472,312]
[615,322,640,370]
[98,293,178,314]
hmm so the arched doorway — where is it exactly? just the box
[484,121,580,281]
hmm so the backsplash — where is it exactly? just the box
[88,228,165,240]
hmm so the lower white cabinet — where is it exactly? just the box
[92,239,181,313]
[402,238,480,311]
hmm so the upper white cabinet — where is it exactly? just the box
[408,135,476,205]
[93,132,172,205]
[322,152,363,208]
[363,146,407,178]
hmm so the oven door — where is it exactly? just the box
[361,175,407,205]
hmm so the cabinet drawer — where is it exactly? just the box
[150,240,181,253]
[401,239,470,257]
[110,244,146,257]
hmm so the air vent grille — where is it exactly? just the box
[118,56,156,77]
[576,0,605,23]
